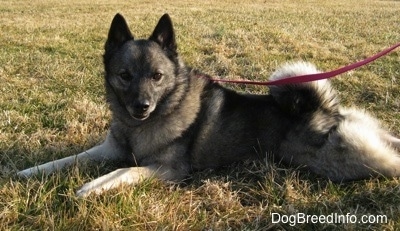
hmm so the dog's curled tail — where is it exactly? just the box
[270,61,400,181]
[269,61,339,116]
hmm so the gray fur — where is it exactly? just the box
[18,14,400,197]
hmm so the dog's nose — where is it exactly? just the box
[134,100,150,112]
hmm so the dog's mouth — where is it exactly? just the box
[131,113,150,121]
[127,104,154,121]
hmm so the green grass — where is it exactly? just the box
[1,0,400,229]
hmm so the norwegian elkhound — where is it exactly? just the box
[18,13,400,197]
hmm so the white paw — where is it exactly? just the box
[76,180,108,197]
[17,168,36,178]
[17,170,29,178]
[75,167,149,197]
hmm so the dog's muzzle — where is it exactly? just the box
[128,100,153,120]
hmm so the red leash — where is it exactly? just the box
[209,42,400,86]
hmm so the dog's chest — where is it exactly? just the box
[127,113,194,159]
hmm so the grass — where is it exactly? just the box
[1,0,400,229]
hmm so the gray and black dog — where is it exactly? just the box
[18,13,400,197]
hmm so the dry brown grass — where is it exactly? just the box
[1,0,400,229]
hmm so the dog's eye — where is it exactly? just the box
[152,73,163,81]
[119,71,130,81]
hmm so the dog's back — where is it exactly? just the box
[188,82,291,170]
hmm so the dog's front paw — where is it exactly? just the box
[17,168,36,178]
[76,181,105,197]
[75,168,146,197]
[17,170,30,178]
[76,174,121,197]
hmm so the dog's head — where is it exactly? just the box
[103,14,186,121]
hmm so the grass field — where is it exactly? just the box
[1,0,400,229]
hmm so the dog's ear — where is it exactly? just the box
[149,14,177,52]
[105,13,134,52]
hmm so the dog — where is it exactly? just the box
[17,13,400,197]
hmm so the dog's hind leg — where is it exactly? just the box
[383,133,400,150]
[17,132,125,178]
[309,113,400,181]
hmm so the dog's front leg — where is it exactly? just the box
[76,164,184,197]
[17,132,126,177]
